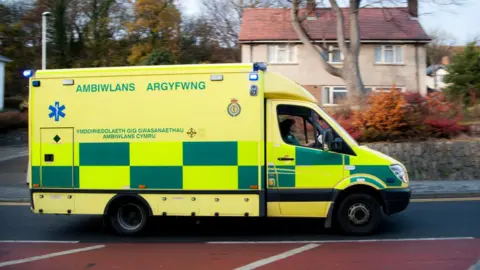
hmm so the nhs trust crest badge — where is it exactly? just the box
[227,98,241,117]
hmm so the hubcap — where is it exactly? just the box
[347,203,370,225]
[117,203,144,231]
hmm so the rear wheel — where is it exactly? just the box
[335,193,383,236]
[109,200,148,236]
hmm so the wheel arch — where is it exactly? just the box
[104,193,153,216]
[324,184,386,229]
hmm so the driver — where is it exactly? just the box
[279,118,301,146]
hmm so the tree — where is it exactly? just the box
[426,28,456,67]
[0,1,38,96]
[200,0,286,62]
[126,0,181,65]
[289,0,464,104]
[178,16,217,64]
[443,41,480,107]
[289,0,394,103]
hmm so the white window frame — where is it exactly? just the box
[318,45,344,64]
[372,86,406,92]
[328,45,343,64]
[322,86,347,106]
[374,45,404,65]
[267,44,297,64]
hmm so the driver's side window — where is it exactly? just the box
[277,104,322,149]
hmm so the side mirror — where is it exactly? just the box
[322,129,333,151]
[331,137,344,152]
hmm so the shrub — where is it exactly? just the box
[327,89,470,142]
[424,92,469,138]
[19,100,28,112]
[332,113,362,141]
[0,111,28,133]
[3,96,24,110]
[353,89,412,142]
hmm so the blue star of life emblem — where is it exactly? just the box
[48,101,66,122]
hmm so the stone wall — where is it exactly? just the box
[366,140,480,181]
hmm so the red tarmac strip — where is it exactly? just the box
[0,239,479,270]
[0,243,91,262]
[0,243,305,270]
[261,239,480,270]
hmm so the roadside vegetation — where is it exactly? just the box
[326,89,475,143]
[322,40,480,143]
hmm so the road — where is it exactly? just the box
[0,200,480,242]
[0,147,479,269]
[0,201,479,269]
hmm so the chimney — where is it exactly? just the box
[408,0,418,18]
[306,0,316,11]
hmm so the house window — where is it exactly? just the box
[374,45,403,64]
[268,44,297,64]
[322,86,347,105]
[320,45,343,63]
[330,47,342,63]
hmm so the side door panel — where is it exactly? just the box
[267,100,345,217]
[265,100,281,216]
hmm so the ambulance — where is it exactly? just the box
[26,62,411,236]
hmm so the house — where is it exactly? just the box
[239,7,431,106]
[0,55,12,110]
[426,64,448,92]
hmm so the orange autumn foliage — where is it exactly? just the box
[330,88,469,142]
[353,88,411,141]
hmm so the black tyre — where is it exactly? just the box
[109,200,148,236]
[335,193,384,236]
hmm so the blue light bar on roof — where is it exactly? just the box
[22,70,34,78]
[253,62,267,72]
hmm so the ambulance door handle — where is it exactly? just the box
[278,157,294,161]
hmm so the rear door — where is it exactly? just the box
[40,128,75,188]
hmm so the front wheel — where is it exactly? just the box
[109,201,148,236]
[335,193,384,236]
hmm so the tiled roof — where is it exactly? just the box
[239,7,431,42]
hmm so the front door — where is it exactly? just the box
[266,100,345,217]
[40,128,75,188]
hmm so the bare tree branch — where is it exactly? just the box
[291,0,342,77]
[328,0,348,56]
[349,0,361,55]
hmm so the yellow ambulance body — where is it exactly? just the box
[27,63,411,235]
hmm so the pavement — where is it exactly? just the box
[0,200,479,269]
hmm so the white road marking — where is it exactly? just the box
[0,202,30,206]
[0,240,79,243]
[0,151,28,163]
[233,243,320,270]
[0,244,105,268]
[208,237,475,244]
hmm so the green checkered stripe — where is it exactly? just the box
[344,155,402,187]
[31,141,265,190]
[268,147,344,188]
[268,147,401,188]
